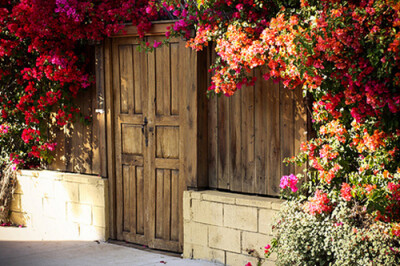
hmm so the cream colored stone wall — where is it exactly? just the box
[183,190,282,266]
[8,170,108,240]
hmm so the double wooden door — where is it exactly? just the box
[111,36,189,252]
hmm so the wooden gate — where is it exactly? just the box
[104,32,206,252]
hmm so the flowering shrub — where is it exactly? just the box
[161,0,400,263]
[0,0,158,169]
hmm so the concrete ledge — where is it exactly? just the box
[183,190,282,266]
[3,170,108,241]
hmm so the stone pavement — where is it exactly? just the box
[0,240,223,266]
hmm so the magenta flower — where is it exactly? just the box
[280,174,298,192]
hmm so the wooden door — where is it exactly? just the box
[111,36,188,252]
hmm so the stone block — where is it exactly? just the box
[190,191,201,200]
[36,179,55,199]
[93,206,105,228]
[192,245,225,264]
[192,200,223,226]
[201,191,236,204]
[235,195,272,209]
[20,193,42,214]
[184,221,208,246]
[242,231,273,256]
[79,224,106,240]
[226,252,259,266]
[183,243,194,259]
[270,198,284,210]
[183,192,192,221]
[208,226,240,253]
[10,194,21,212]
[67,202,92,225]
[79,184,105,207]
[42,198,66,220]
[258,209,277,235]
[224,204,257,232]
[54,181,79,202]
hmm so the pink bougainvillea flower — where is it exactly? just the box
[280,174,298,192]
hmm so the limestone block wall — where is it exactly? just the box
[9,170,108,240]
[183,190,282,266]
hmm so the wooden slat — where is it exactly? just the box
[119,45,133,114]
[113,39,124,239]
[105,38,117,239]
[280,84,295,177]
[170,43,179,115]
[133,44,143,114]
[155,169,164,239]
[255,69,267,195]
[154,115,180,125]
[266,78,281,195]
[155,39,171,116]
[121,154,144,165]
[217,96,230,189]
[136,166,144,235]
[196,48,209,188]
[208,96,218,188]
[123,165,130,231]
[130,166,137,234]
[230,92,242,192]
[241,75,255,194]
[118,114,143,124]
[154,158,179,169]
[146,44,156,247]
[95,44,106,176]
[163,169,171,241]
[170,170,179,241]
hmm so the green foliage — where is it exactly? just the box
[273,201,400,265]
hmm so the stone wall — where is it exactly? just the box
[183,190,282,266]
[9,170,108,240]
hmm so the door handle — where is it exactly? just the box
[142,117,149,147]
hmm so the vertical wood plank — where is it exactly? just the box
[146,42,156,246]
[208,96,218,188]
[217,96,230,190]
[94,44,105,176]
[266,78,281,195]
[170,170,179,241]
[241,77,255,194]
[163,169,171,241]
[133,44,143,114]
[136,166,144,234]
[105,38,117,239]
[255,69,267,195]
[119,45,134,114]
[155,169,164,239]
[170,42,179,115]
[113,40,124,239]
[130,165,137,234]
[196,48,209,188]
[280,84,295,176]
[155,39,171,116]
[230,92,242,192]
[123,165,130,231]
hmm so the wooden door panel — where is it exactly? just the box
[113,37,148,241]
[156,126,179,159]
[112,36,187,252]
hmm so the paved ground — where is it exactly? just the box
[0,240,222,266]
